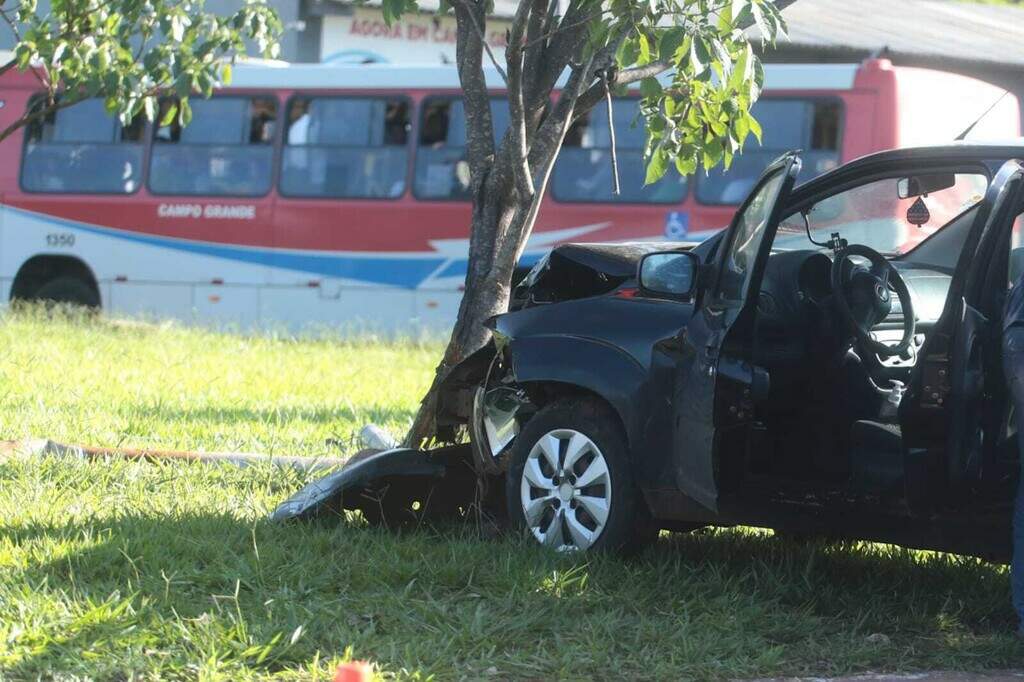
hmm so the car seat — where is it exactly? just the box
[848,420,904,495]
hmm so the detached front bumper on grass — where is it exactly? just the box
[271,444,480,528]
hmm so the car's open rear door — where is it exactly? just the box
[902,159,1024,510]
[673,154,801,511]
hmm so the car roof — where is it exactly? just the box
[849,139,1024,165]
[788,140,1024,200]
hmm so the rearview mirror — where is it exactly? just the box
[638,251,699,298]
[897,173,956,199]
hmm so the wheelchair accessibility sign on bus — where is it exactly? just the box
[664,211,689,240]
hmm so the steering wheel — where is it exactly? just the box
[830,243,915,358]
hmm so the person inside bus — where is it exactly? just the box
[418,102,467,199]
[285,99,327,192]
[378,101,409,198]
[250,99,277,144]
[560,113,614,200]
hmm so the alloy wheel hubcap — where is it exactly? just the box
[520,429,612,551]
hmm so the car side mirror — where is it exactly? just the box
[897,173,956,199]
[638,251,700,298]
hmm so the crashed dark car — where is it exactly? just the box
[278,143,1024,560]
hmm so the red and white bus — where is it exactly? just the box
[0,57,1017,332]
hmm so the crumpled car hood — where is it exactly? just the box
[513,241,696,307]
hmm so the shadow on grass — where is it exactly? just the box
[4,513,1022,679]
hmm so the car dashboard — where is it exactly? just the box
[756,250,953,369]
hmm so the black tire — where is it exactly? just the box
[33,275,99,308]
[506,397,655,554]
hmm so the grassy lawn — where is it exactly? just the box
[0,309,1022,680]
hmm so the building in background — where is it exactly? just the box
[3,0,1022,97]
[0,0,516,65]
[751,0,1024,129]
[313,0,514,64]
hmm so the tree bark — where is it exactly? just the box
[403,186,519,448]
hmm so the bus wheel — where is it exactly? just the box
[33,276,100,309]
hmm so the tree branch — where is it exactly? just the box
[521,0,551,89]
[524,0,591,111]
[496,51,595,273]
[505,0,535,201]
[0,92,82,143]
[452,0,497,186]
[523,7,608,50]
[574,59,672,121]
[457,0,508,85]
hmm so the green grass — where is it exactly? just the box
[0,309,440,457]
[0,309,1022,680]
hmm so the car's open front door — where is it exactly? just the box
[902,160,1024,510]
[673,154,802,511]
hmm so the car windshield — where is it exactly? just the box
[773,172,988,255]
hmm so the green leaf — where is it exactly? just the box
[617,34,639,67]
[675,155,697,176]
[748,114,762,143]
[751,2,770,38]
[734,112,750,142]
[170,14,187,42]
[645,147,668,185]
[51,42,66,66]
[732,0,751,24]
[15,44,32,69]
[658,27,686,61]
[729,43,751,90]
[689,37,710,76]
[637,32,651,66]
[160,102,179,127]
[179,98,192,126]
[702,138,724,170]
[640,77,662,99]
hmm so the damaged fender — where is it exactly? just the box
[470,382,533,474]
[271,445,476,524]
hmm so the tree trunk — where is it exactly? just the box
[402,1,597,449]
[403,187,521,448]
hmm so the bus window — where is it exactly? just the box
[552,99,687,204]
[21,98,145,194]
[149,96,277,197]
[280,97,409,199]
[414,98,509,200]
[696,99,841,206]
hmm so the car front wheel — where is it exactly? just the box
[505,398,654,554]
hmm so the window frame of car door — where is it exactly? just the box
[898,159,1024,509]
